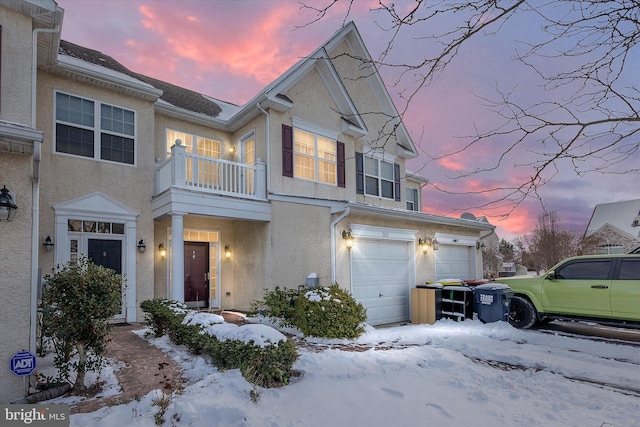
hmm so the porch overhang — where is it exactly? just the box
[151,187,271,221]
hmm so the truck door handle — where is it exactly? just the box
[591,285,609,289]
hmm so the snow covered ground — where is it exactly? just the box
[48,318,640,427]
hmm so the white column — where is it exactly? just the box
[171,212,185,302]
[255,158,266,199]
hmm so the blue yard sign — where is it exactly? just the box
[10,350,36,376]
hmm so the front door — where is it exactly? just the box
[87,239,124,317]
[184,241,209,308]
[88,239,122,274]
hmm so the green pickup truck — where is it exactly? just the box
[494,254,640,328]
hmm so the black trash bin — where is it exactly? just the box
[474,283,514,323]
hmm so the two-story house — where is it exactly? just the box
[1,0,494,403]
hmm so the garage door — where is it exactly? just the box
[351,240,411,325]
[435,244,472,281]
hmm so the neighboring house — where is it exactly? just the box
[0,0,63,404]
[1,0,494,403]
[583,199,640,254]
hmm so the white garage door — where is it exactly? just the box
[435,244,472,281]
[351,240,411,325]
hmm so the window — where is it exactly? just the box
[555,260,611,280]
[619,259,640,280]
[165,129,221,158]
[293,128,337,184]
[595,244,624,255]
[407,188,419,211]
[365,156,395,199]
[166,129,221,185]
[55,92,135,164]
[282,124,345,187]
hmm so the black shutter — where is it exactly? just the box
[356,152,364,194]
[394,163,401,202]
[337,141,345,188]
[282,124,293,178]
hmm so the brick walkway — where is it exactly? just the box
[71,312,247,414]
[71,322,185,414]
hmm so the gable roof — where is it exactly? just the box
[55,23,418,158]
[585,199,640,239]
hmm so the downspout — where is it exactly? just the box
[330,206,350,283]
[30,27,60,358]
[256,100,272,194]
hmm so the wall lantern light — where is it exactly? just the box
[224,245,232,258]
[43,235,54,252]
[341,229,354,250]
[158,243,167,258]
[0,185,18,222]
[476,241,486,250]
[137,239,146,253]
[418,237,439,253]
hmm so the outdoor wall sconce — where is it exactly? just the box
[341,229,354,250]
[418,237,439,253]
[43,235,54,252]
[0,185,17,222]
[137,239,146,253]
[476,241,486,250]
[158,243,166,258]
[224,245,232,258]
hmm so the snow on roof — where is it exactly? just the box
[586,199,640,238]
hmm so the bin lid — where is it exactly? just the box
[475,283,512,291]
[417,283,444,289]
[441,285,472,291]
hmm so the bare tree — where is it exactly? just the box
[524,211,580,270]
[301,1,640,213]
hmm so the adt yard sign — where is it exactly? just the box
[10,350,36,376]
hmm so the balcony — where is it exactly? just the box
[152,142,270,221]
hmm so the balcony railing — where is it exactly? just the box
[155,142,266,199]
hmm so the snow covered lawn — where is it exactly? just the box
[61,319,639,426]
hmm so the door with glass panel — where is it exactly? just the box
[242,135,255,195]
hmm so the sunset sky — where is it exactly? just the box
[54,0,640,241]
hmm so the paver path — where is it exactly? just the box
[71,322,185,414]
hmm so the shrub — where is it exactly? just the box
[40,256,125,392]
[140,299,298,388]
[140,299,188,337]
[293,285,367,339]
[250,286,299,328]
[252,284,367,339]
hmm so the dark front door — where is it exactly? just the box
[184,242,209,308]
[88,239,122,273]
[88,239,124,316]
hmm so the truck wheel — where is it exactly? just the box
[509,296,537,329]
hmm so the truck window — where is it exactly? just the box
[555,260,611,280]
[619,259,640,280]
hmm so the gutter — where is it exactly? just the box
[330,206,350,283]
[30,26,60,362]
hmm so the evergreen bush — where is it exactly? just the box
[141,299,298,388]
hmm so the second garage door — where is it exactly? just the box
[351,239,411,325]
[435,244,473,281]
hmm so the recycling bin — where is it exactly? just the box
[440,285,474,321]
[474,283,514,323]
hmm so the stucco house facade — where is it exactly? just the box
[1,0,494,403]
[582,199,640,254]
